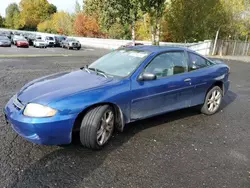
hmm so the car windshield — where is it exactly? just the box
[0,36,8,40]
[15,36,25,39]
[46,37,54,40]
[88,50,151,77]
[67,38,76,41]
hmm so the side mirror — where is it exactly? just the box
[191,64,198,70]
[138,72,157,81]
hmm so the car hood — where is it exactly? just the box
[17,70,116,105]
[0,40,10,43]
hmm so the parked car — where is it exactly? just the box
[12,35,26,45]
[4,46,230,149]
[33,39,47,48]
[61,38,81,50]
[55,36,66,47]
[26,34,36,46]
[119,42,144,48]
[16,39,29,48]
[0,36,11,47]
[44,36,56,47]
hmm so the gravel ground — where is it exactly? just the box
[0,49,250,188]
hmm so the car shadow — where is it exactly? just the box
[9,90,237,188]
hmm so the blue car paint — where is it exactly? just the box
[4,46,230,145]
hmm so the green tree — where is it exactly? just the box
[221,0,250,39]
[166,0,228,42]
[48,4,57,15]
[141,0,167,45]
[5,3,21,29]
[0,15,4,27]
[19,0,57,30]
[99,0,142,42]
[75,0,82,14]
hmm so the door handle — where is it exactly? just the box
[184,78,191,82]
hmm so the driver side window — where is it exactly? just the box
[145,51,188,78]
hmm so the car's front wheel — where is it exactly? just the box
[201,86,223,115]
[80,105,115,150]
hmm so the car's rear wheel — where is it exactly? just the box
[80,105,115,150]
[201,86,223,115]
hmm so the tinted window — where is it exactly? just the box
[46,37,54,40]
[145,51,187,78]
[188,52,213,71]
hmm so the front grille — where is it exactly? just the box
[13,95,24,110]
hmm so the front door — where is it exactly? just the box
[130,51,194,120]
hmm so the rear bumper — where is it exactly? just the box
[4,96,77,145]
[17,44,29,47]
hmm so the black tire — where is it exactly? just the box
[77,47,81,50]
[201,86,223,115]
[80,105,115,150]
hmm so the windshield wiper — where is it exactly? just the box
[88,67,108,78]
[80,65,91,73]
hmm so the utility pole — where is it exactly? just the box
[212,28,220,56]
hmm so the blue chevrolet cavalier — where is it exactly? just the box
[4,46,230,149]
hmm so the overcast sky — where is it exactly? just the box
[0,0,83,17]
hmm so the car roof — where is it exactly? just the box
[129,45,192,53]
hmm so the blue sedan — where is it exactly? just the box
[4,46,230,149]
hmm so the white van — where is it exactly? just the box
[37,35,56,47]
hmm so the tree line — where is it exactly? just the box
[1,0,250,44]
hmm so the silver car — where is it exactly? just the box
[0,36,11,47]
[62,38,81,50]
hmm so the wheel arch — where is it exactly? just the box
[210,80,224,95]
[72,102,125,134]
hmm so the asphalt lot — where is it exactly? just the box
[0,45,104,57]
[0,47,250,188]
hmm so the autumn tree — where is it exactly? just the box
[5,3,21,29]
[38,11,73,35]
[19,0,56,30]
[74,13,103,37]
[37,20,54,33]
[51,12,73,35]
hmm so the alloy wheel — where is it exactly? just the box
[96,110,114,146]
[207,89,222,113]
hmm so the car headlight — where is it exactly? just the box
[23,103,57,117]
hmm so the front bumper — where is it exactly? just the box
[0,44,11,47]
[37,43,47,47]
[69,43,81,48]
[4,96,77,145]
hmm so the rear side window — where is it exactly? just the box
[145,51,188,78]
[188,52,213,71]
